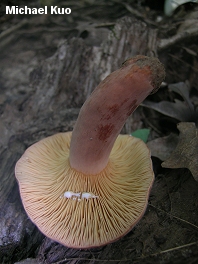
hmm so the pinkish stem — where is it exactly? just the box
[69,55,165,174]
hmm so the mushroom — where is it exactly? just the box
[15,55,165,249]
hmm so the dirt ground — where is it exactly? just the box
[0,0,198,263]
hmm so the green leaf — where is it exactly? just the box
[131,128,150,143]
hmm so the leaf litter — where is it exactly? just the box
[144,80,198,181]
[162,122,198,182]
[142,81,197,122]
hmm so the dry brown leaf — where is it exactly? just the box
[162,122,198,181]
[147,133,178,161]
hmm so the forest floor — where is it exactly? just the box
[0,1,198,263]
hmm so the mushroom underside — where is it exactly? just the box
[15,132,154,248]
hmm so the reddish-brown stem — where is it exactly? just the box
[69,55,165,174]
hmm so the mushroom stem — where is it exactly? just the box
[69,55,165,174]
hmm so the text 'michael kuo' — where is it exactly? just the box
[6,6,71,15]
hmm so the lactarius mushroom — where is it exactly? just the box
[15,55,165,249]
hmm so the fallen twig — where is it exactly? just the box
[158,27,198,51]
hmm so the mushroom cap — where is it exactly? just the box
[15,132,154,248]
